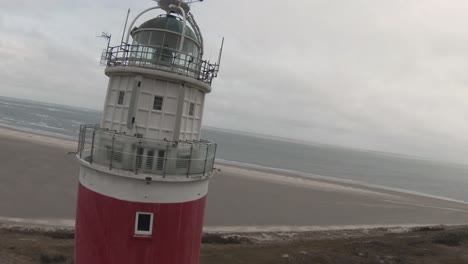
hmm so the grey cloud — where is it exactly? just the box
[2,0,468,162]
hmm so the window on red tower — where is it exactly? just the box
[135,212,154,236]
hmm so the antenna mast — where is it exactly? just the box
[97,32,112,49]
[121,9,131,45]
[217,37,225,68]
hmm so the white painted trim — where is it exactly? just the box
[134,212,154,236]
[78,164,210,203]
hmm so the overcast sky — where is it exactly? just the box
[2,0,468,163]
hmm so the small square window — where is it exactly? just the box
[117,91,125,105]
[189,103,195,116]
[153,96,163,111]
[135,212,154,236]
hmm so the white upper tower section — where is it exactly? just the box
[77,0,220,181]
[99,0,221,142]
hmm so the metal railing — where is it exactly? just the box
[101,45,219,84]
[77,124,217,178]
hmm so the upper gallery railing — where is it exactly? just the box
[101,45,220,84]
[77,124,217,178]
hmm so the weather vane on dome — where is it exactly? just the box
[153,0,204,14]
[153,0,204,4]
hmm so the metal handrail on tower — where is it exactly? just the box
[102,44,219,84]
[77,126,217,178]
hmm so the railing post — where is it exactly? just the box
[135,139,142,175]
[77,125,82,155]
[107,47,112,66]
[186,143,194,178]
[203,144,210,176]
[162,143,169,178]
[89,129,96,164]
[78,126,84,159]
[109,133,115,170]
[211,144,218,173]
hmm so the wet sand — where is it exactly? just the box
[1,127,468,229]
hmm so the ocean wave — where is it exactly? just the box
[0,101,35,109]
[35,114,51,118]
[29,122,66,131]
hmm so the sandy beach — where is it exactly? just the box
[1,126,467,230]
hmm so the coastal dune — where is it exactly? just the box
[1,127,467,229]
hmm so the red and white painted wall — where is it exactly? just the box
[75,163,209,264]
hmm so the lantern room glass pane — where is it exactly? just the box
[163,33,180,51]
[132,34,140,45]
[149,31,165,47]
[137,32,151,46]
[183,40,195,56]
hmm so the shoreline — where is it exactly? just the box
[0,125,76,149]
[216,160,468,206]
[1,126,468,229]
[0,216,464,241]
[2,125,467,206]
[0,214,463,234]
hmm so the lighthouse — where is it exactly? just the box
[75,0,221,263]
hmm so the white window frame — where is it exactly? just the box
[153,96,164,111]
[134,212,154,236]
[117,91,125,105]
[188,102,195,116]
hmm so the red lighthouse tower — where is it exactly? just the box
[75,1,221,263]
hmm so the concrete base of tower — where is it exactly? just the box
[75,183,207,264]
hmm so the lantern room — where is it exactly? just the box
[131,14,201,62]
[102,0,221,84]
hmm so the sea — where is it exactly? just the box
[1,96,468,203]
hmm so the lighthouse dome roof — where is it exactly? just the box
[135,15,197,41]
